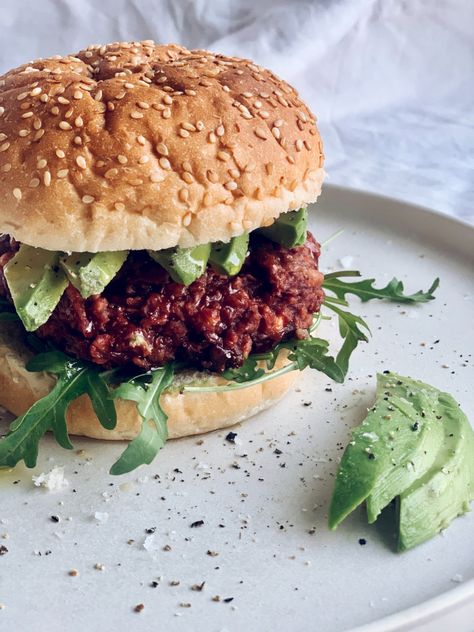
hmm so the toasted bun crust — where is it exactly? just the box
[0,323,297,440]
[0,41,324,252]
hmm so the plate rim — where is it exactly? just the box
[322,184,474,233]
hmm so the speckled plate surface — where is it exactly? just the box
[0,186,473,632]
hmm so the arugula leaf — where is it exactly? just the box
[323,271,439,303]
[222,356,265,383]
[323,300,371,375]
[0,352,117,469]
[110,364,175,475]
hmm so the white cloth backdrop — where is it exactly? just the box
[0,0,472,222]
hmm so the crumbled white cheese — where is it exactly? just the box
[32,466,69,491]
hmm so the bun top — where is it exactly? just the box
[0,41,324,252]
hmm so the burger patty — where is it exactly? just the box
[0,234,324,372]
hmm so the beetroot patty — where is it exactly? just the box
[0,234,324,372]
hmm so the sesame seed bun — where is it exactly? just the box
[0,321,297,441]
[0,41,324,252]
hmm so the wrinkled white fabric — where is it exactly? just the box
[0,0,472,221]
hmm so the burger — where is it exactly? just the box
[0,41,436,474]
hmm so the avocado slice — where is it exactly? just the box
[148,243,211,286]
[4,244,69,332]
[209,233,249,276]
[258,208,308,248]
[329,372,474,550]
[398,392,474,550]
[60,251,128,298]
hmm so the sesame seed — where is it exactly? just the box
[206,169,218,183]
[149,172,164,183]
[73,91,83,100]
[208,132,217,143]
[274,119,284,127]
[76,156,87,169]
[56,149,66,158]
[1,163,11,172]
[159,157,171,170]
[136,135,146,145]
[241,110,253,120]
[265,162,273,175]
[179,188,189,202]
[156,143,169,156]
[117,155,128,164]
[37,158,47,169]
[182,161,192,173]
[130,111,144,119]
[43,171,52,187]
[114,202,125,211]
[286,155,295,164]
[21,111,34,119]
[224,181,237,191]
[304,140,312,150]
[51,106,60,116]
[33,119,42,130]
[203,192,212,206]
[17,92,29,101]
[82,195,94,204]
[13,188,22,200]
[59,121,72,130]
[178,128,189,138]
[217,151,231,161]
[254,100,262,108]
[182,212,192,226]
[33,129,45,141]
[0,134,6,142]
[216,125,225,137]
[0,107,5,116]
[105,168,118,179]
[0,142,10,152]
[196,120,205,131]
[163,95,173,105]
[57,169,69,178]
[182,122,196,132]
[74,116,84,128]
[271,127,281,139]
[162,108,171,119]
[182,171,194,184]
[40,94,49,103]
[254,128,267,140]
[297,111,308,122]
[137,101,150,109]
[185,89,196,96]
[124,82,134,89]
[73,136,82,145]
[138,155,149,164]
[57,96,70,105]
[94,90,103,101]
[29,177,40,187]
[258,111,270,119]
[19,129,29,137]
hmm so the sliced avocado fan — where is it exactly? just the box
[258,208,308,248]
[60,251,128,299]
[328,372,474,551]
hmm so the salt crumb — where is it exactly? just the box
[32,466,69,491]
[143,534,160,551]
[93,511,109,524]
[338,256,354,269]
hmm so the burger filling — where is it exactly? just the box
[0,227,324,373]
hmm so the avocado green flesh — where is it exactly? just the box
[398,393,474,550]
[258,208,308,248]
[4,245,69,332]
[60,251,128,298]
[209,233,249,276]
[328,372,474,551]
[148,243,211,286]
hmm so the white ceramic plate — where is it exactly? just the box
[0,186,473,632]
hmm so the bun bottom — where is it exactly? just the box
[0,323,297,441]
